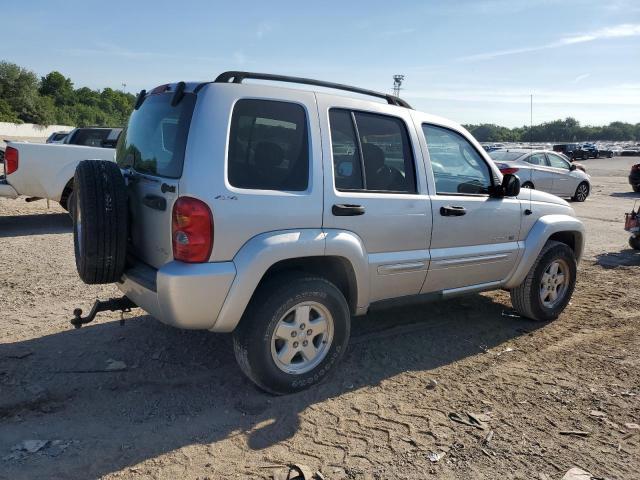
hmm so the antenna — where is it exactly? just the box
[121,82,127,93]
[393,75,405,97]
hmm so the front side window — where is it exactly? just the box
[329,109,416,193]
[547,153,570,170]
[228,99,309,191]
[423,124,492,195]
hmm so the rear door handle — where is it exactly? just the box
[142,194,167,211]
[440,205,466,217]
[332,204,365,216]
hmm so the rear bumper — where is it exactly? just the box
[0,181,18,199]
[118,260,236,330]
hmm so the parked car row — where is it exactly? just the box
[489,149,591,201]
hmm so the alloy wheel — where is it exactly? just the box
[270,301,334,375]
[539,259,570,308]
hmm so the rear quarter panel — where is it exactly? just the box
[179,83,325,262]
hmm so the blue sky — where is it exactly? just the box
[2,0,639,126]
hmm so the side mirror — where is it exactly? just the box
[569,164,577,171]
[502,173,521,197]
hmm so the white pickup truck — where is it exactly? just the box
[0,141,116,212]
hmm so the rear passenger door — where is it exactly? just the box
[317,94,432,303]
[525,152,555,192]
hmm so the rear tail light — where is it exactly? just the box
[172,197,213,263]
[499,166,519,175]
[632,164,640,171]
[4,146,18,175]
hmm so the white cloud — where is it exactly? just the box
[405,82,640,106]
[459,23,640,61]
[256,21,273,39]
[380,28,416,36]
[573,73,591,83]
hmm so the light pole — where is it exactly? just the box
[393,75,405,97]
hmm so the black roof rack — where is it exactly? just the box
[214,71,412,109]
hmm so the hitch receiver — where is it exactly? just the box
[71,296,137,329]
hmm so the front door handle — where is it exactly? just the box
[332,204,365,216]
[440,205,466,217]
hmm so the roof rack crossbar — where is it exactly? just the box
[214,71,412,109]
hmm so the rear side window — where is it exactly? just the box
[228,99,309,191]
[116,92,196,178]
[527,153,547,166]
[329,109,416,193]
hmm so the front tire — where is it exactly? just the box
[522,181,534,189]
[510,241,577,322]
[630,235,640,250]
[233,273,350,395]
[632,185,640,193]
[572,182,589,202]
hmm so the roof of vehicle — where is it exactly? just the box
[489,149,570,162]
[139,73,476,149]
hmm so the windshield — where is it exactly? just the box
[489,151,523,161]
[116,92,196,178]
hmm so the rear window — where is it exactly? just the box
[70,128,111,147]
[489,151,523,161]
[228,99,309,191]
[116,92,196,178]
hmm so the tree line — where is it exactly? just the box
[1,59,638,140]
[464,117,640,143]
[0,60,135,127]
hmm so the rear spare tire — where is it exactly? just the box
[73,160,128,284]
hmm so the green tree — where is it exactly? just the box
[0,61,40,123]
[39,71,74,106]
[0,98,20,122]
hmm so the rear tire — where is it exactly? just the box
[73,160,128,284]
[572,182,589,202]
[633,185,640,193]
[630,235,640,251]
[510,241,577,322]
[522,181,534,189]
[233,273,350,395]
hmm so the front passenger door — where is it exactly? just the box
[421,124,522,293]
[545,152,573,196]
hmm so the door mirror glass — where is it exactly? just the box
[569,164,577,171]
[502,173,521,197]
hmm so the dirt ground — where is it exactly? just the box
[1,157,639,480]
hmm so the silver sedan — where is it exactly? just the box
[489,149,591,202]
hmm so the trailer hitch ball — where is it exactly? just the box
[70,297,136,329]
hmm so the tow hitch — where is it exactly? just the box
[71,296,137,329]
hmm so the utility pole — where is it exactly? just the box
[393,75,405,97]
[121,82,127,93]
[530,94,533,148]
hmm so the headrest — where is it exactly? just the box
[254,141,285,168]
[361,143,385,169]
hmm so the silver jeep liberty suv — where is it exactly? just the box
[71,72,585,394]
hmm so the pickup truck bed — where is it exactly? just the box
[1,142,116,208]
